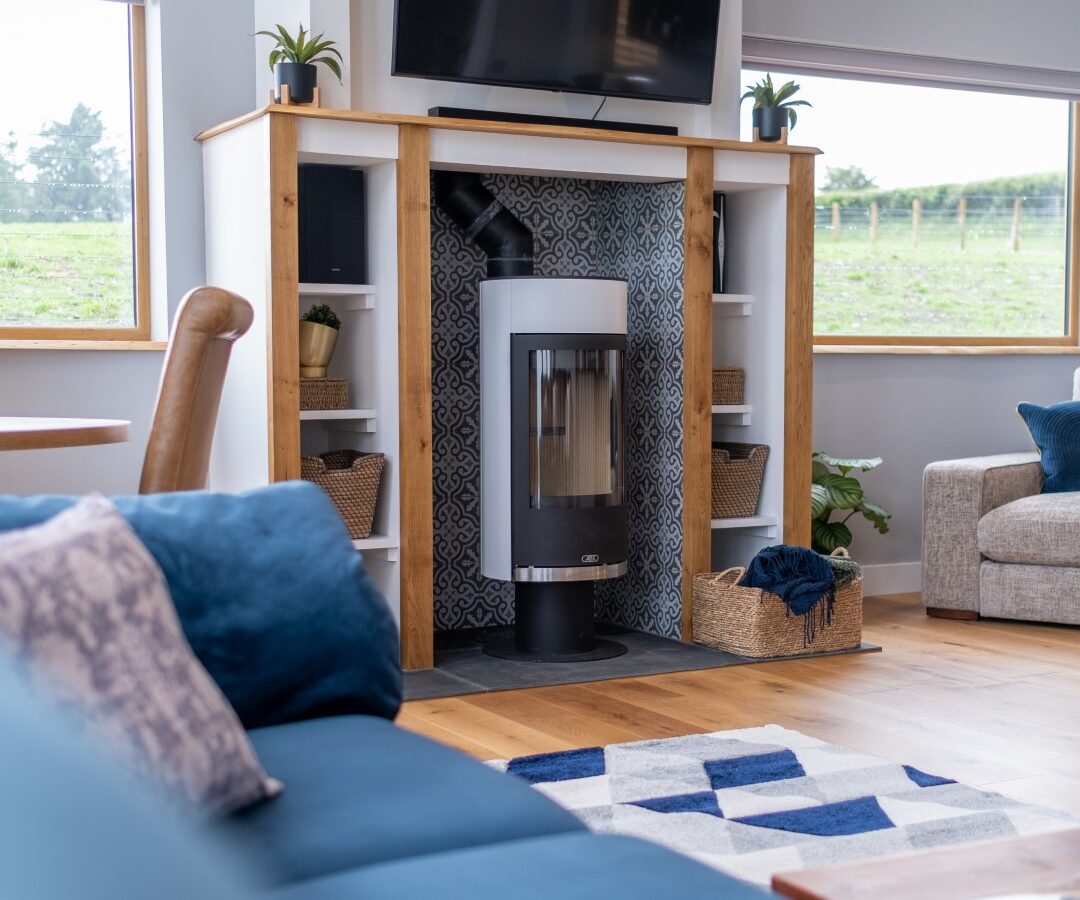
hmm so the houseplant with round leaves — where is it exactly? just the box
[257,23,343,104]
[299,304,341,378]
[741,74,811,142]
[810,451,892,554]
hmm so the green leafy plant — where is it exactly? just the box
[810,451,891,554]
[740,73,811,129]
[301,303,341,330]
[256,23,343,83]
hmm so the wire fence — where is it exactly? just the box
[815,195,1067,249]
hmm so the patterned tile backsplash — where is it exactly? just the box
[431,174,685,637]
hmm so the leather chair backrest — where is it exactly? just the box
[139,287,254,494]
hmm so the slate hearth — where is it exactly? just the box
[403,626,880,701]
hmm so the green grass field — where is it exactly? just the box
[815,217,1068,337]
[0,222,135,328]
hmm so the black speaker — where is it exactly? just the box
[298,163,367,285]
[712,192,726,293]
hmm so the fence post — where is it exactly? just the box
[958,197,967,250]
[832,202,841,243]
[912,198,921,248]
[1010,197,1022,252]
[869,200,878,247]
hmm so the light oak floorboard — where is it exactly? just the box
[399,593,1080,816]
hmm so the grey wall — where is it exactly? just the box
[0,0,256,496]
[743,0,1080,73]
[814,354,1078,565]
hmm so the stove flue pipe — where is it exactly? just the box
[433,171,534,278]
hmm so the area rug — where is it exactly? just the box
[490,725,1078,886]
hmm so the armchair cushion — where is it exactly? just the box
[977,492,1080,567]
[0,482,402,729]
[1017,401,1080,493]
[922,453,1043,612]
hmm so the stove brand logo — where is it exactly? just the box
[581,554,600,564]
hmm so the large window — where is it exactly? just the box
[741,69,1076,346]
[0,0,148,339]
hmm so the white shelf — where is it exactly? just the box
[712,293,753,316]
[300,408,376,433]
[712,404,752,425]
[711,515,778,538]
[300,283,376,311]
[351,534,399,562]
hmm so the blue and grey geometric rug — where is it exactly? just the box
[491,725,1078,886]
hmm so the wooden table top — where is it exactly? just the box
[772,827,1080,900]
[0,417,131,451]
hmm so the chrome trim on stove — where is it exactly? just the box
[512,561,628,583]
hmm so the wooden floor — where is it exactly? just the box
[399,593,1080,817]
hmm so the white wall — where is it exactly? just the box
[0,0,256,496]
[349,0,744,139]
[743,0,1080,73]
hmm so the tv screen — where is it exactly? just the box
[392,0,722,105]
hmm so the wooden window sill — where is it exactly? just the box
[814,344,1080,355]
[0,340,167,352]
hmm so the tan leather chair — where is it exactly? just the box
[139,286,254,494]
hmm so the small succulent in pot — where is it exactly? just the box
[257,23,343,104]
[741,74,811,142]
[299,304,342,377]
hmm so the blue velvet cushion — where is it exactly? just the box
[0,663,257,900]
[1017,400,1080,493]
[222,715,585,886]
[267,833,769,900]
[0,482,402,728]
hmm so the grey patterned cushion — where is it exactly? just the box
[977,492,1080,567]
[0,495,281,814]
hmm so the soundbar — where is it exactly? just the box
[427,106,678,137]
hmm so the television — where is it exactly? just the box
[392,0,722,105]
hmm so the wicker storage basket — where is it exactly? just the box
[712,367,745,405]
[692,549,863,658]
[300,377,349,411]
[301,450,384,539]
[711,442,768,518]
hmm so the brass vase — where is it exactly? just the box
[299,321,339,377]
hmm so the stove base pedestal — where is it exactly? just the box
[482,581,627,663]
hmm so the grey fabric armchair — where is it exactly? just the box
[921,369,1080,625]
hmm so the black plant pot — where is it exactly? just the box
[275,62,317,104]
[753,107,789,142]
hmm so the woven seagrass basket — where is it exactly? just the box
[692,549,863,658]
[299,377,349,411]
[712,367,745,405]
[301,450,384,539]
[711,442,768,518]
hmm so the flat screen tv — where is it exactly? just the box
[392,0,722,105]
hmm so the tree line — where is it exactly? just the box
[818,165,1066,213]
[0,104,131,223]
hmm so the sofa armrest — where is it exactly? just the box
[922,453,1043,613]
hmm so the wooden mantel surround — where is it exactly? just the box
[197,104,820,670]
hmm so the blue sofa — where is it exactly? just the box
[0,485,766,899]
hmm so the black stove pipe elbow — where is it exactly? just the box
[432,171,534,278]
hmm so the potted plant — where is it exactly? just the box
[741,74,811,142]
[299,304,342,377]
[257,23,343,105]
[810,451,892,554]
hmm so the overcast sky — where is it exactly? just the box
[2,0,131,158]
[740,69,1070,190]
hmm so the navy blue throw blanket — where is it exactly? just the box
[739,545,836,644]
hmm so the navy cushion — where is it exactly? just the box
[1017,401,1080,493]
[221,715,585,885]
[266,833,769,900]
[0,482,401,728]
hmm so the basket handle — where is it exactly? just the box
[829,547,850,558]
[701,566,745,585]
